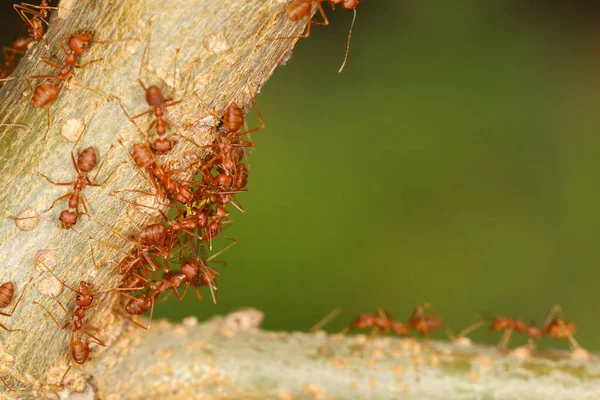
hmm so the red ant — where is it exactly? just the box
[40,145,120,228]
[1,36,31,80]
[271,0,360,72]
[27,31,105,139]
[344,309,409,337]
[407,303,443,339]
[116,142,194,204]
[0,278,32,332]
[33,265,140,383]
[119,240,231,330]
[13,1,57,43]
[118,25,184,154]
[455,305,583,353]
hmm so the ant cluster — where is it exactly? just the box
[345,304,586,357]
[0,0,267,392]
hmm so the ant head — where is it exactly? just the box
[195,211,209,228]
[59,210,78,229]
[214,205,229,219]
[351,313,375,329]
[207,221,221,238]
[154,138,172,154]
[69,32,93,55]
[214,173,232,189]
[146,85,165,107]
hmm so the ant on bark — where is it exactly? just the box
[117,24,185,154]
[454,305,584,353]
[13,1,57,43]
[33,264,141,384]
[28,31,106,139]
[40,145,120,228]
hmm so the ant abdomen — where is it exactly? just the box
[140,223,167,245]
[0,282,15,308]
[77,147,98,173]
[32,82,57,108]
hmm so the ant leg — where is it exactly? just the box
[79,328,106,347]
[33,301,71,330]
[206,237,238,262]
[108,194,168,221]
[59,363,72,387]
[453,314,487,341]
[26,75,57,91]
[497,328,513,352]
[39,57,63,71]
[74,58,105,69]
[88,161,123,187]
[0,322,23,333]
[542,304,565,328]
[0,277,32,317]
[309,307,344,333]
[44,192,73,212]
[130,107,154,121]
[0,375,16,391]
[39,173,75,186]
[0,123,30,131]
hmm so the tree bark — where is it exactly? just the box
[1,1,599,400]
[81,310,600,400]
[0,0,305,397]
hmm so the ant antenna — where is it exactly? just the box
[338,9,357,73]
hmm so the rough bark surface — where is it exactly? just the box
[0,1,599,400]
[85,311,600,400]
[0,0,304,397]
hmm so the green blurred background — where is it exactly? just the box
[4,1,600,351]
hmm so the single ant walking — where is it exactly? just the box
[13,1,57,43]
[40,145,120,228]
[0,278,33,332]
[33,265,140,383]
[454,305,583,353]
[118,25,184,154]
[28,31,105,139]
[343,309,409,337]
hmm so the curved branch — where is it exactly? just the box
[0,0,306,395]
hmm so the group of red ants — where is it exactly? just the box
[0,0,587,394]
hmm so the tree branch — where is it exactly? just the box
[1,1,598,399]
[85,309,600,400]
[0,0,305,396]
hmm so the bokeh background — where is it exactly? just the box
[3,1,600,351]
